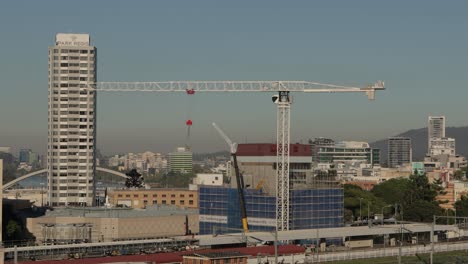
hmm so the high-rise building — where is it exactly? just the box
[428,116,446,149]
[48,33,97,206]
[19,149,32,163]
[19,149,38,165]
[168,147,193,173]
[388,137,412,168]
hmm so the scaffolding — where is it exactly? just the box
[199,184,343,235]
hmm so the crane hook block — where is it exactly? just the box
[186,89,195,95]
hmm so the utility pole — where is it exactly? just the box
[368,201,371,227]
[274,228,278,264]
[40,182,45,207]
[430,215,435,264]
[359,197,363,222]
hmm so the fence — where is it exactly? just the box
[249,241,468,264]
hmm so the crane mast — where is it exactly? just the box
[89,80,384,231]
[276,91,291,230]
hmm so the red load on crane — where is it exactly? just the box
[186,89,195,95]
[186,119,193,126]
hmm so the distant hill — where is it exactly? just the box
[370,126,468,163]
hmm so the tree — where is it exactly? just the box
[454,167,468,181]
[125,169,144,188]
[344,184,386,222]
[371,174,444,222]
[455,194,468,217]
[5,220,20,239]
[372,178,411,205]
[406,174,438,202]
[403,200,442,222]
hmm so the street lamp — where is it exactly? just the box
[40,182,45,207]
[358,197,363,222]
[367,201,372,227]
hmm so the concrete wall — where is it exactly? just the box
[109,189,198,209]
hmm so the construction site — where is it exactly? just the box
[199,143,343,235]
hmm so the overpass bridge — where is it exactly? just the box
[2,167,128,190]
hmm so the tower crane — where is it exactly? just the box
[88,80,385,231]
[212,122,249,233]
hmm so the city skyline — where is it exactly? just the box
[1,1,467,155]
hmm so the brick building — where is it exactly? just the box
[108,188,198,209]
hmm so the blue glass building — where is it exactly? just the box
[199,186,343,235]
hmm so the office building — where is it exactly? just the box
[388,137,412,168]
[168,147,193,173]
[428,116,446,149]
[311,140,380,167]
[47,33,97,206]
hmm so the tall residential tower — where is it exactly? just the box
[428,116,446,149]
[48,33,97,206]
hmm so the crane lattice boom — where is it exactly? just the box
[90,81,384,98]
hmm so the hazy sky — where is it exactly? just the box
[0,1,467,155]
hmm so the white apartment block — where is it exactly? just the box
[48,33,96,206]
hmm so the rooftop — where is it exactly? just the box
[43,205,198,218]
[185,252,249,259]
[237,143,311,157]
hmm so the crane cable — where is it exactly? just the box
[185,88,195,150]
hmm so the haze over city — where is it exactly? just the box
[0,0,467,155]
[2,1,468,263]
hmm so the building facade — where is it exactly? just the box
[428,116,446,149]
[168,147,193,173]
[429,137,456,156]
[48,33,97,206]
[0,147,11,153]
[183,252,248,264]
[312,140,380,166]
[235,143,313,191]
[19,149,32,163]
[108,188,198,209]
[199,186,343,234]
[388,137,412,168]
[26,206,199,244]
